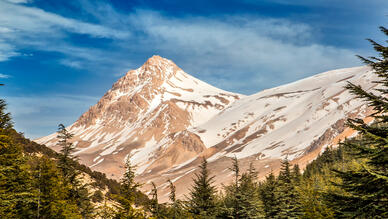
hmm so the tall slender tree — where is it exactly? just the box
[56,124,93,218]
[276,159,302,218]
[187,157,218,218]
[57,124,78,184]
[149,182,159,218]
[329,26,388,218]
[115,159,144,218]
[258,171,279,218]
[229,156,241,219]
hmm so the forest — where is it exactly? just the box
[0,27,387,218]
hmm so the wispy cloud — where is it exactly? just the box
[4,0,31,3]
[1,0,379,138]
[6,95,99,138]
[0,0,131,62]
[122,10,359,93]
[0,73,10,78]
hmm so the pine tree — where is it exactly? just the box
[0,99,36,218]
[115,159,144,219]
[96,197,116,219]
[56,124,93,218]
[149,182,159,217]
[167,179,180,219]
[187,157,218,218]
[292,164,302,184]
[276,159,302,218]
[329,26,388,218]
[298,175,335,219]
[222,159,264,219]
[258,171,279,218]
[229,156,241,219]
[31,156,81,218]
[57,124,78,184]
[237,163,264,218]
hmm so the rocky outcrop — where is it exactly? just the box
[36,56,377,202]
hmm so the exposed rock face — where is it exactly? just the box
[36,56,377,202]
[36,55,242,179]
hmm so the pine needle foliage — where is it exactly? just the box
[329,26,388,218]
[187,157,218,218]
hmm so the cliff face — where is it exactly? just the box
[36,56,376,202]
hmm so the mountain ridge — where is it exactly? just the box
[36,56,376,202]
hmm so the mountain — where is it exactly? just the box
[36,56,376,202]
[36,55,242,177]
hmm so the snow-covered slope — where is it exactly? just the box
[194,66,375,160]
[36,56,377,202]
[36,55,242,178]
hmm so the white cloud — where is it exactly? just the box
[6,95,98,138]
[4,0,31,3]
[125,10,359,93]
[0,73,10,78]
[0,0,131,62]
[0,1,360,88]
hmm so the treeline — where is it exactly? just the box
[145,26,387,218]
[0,102,151,218]
[1,26,386,218]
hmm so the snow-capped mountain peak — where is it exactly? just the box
[36,57,376,202]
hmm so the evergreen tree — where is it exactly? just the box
[229,156,241,219]
[57,124,78,184]
[96,196,117,219]
[31,156,81,218]
[236,163,264,218]
[292,164,302,184]
[276,159,302,218]
[149,182,159,218]
[258,171,279,218]
[298,175,334,219]
[0,99,36,218]
[187,157,218,218]
[115,159,145,219]
[96,197,116,219]
[167,179,180,219]
[222,159,264,219]
[56,124,93,218]
[329,26,388,218]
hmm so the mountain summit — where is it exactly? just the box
[36,56,376,201]
[37,55,242,178]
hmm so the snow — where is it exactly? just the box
[34,55,376,185]
[90,158,104,168]
[129,137,159,174]
[203,66,376,161]
[170,156,198,171]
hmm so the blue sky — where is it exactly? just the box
[0,0,387,138]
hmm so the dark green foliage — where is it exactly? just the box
[57,124,78,185]
[92,190,104,203]
[149,182,159,217]
[0,99,12,130]
[9,128,121,196]
[114,159,145,218]
[0,99,36,218]
[221,159,264,219]
[258,171,280,218]
[187,157,218,218]
[56,124,94,218]
[31,156,81,218]
[328,26,388,218]
[276,159,302,218]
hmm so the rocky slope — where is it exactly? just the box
[36,55,242,178]
[36,56,377,202]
